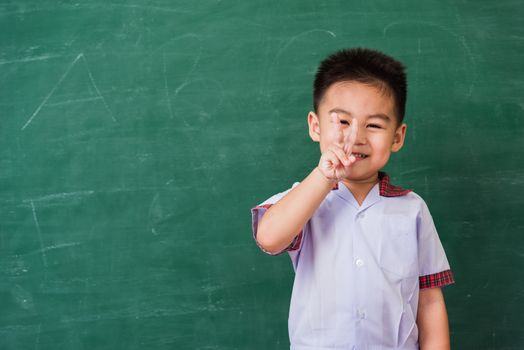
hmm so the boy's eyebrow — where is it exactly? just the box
[328,108,392,123]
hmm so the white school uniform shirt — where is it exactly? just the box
[251,172,454,350]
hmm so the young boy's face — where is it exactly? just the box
[308,81,407,183]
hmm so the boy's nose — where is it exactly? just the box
[354,125,367,145]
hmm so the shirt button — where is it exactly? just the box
[355,258,364,267]
[357,309,367,319]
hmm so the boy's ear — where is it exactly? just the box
[391,123,407,152]
[308,111,321,142]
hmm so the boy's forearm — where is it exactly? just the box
[417,288,451,350]
[256,167,335,253]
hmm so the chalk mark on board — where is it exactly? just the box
[172,78,224,124]
[21,53,116,131]
[12,284,35,312]
[271,29,336,69]
[147,33,202,59]
[155,34,203,84]
[46,96,103,107]
[0,54,62,66]
[23,190,95,203]
[21,53,83,131]
[156,34,222,198]
[383,20,477,97]
[263,29,337,98]
[457,35,477,97]
[158,76,225,200]
[82,3,194,14]
[0,3,192,17]
[158,34,203,124]
[82,54,117,122]
[30,201,48,268]
[400,166,433,176]
[34,323,42,350]
[24,242,82,257]
[163,51,175,120]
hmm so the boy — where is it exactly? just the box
[251,48,454,349]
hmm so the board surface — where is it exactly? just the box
[1,1,523,349]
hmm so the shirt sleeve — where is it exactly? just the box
[251,183,305,256]
[417,198,455,289]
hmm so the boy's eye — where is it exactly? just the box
[368,124,382,129]
[340,120,350,125]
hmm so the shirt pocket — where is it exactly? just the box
[379,214,419,279]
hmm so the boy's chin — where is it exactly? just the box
[342,171,380,183]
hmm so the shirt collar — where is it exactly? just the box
[332,171,411,198]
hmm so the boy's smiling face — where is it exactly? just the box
[308,81,407,183]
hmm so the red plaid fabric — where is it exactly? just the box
[419,269,455,289]
[377,171,412,197]
[332,171,411,197]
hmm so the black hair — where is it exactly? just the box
[313,47,407,124]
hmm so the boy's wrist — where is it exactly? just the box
[314,167,338,188]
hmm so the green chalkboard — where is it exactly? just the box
[1,1,523,349]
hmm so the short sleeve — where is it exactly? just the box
[251,183,305,256]
[417,199,455,289]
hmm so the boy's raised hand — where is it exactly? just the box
[317,112,358,181]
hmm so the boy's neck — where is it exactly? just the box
[341,173,380,206]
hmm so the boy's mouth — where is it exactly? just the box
[352,153,368,159]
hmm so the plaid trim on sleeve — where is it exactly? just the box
[251,204,303,256]
[419,269,455,289]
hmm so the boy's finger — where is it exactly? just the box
[323,150,340,169]
[344,117,358,154]
[328,145,350,167]
[330,112,344,146]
